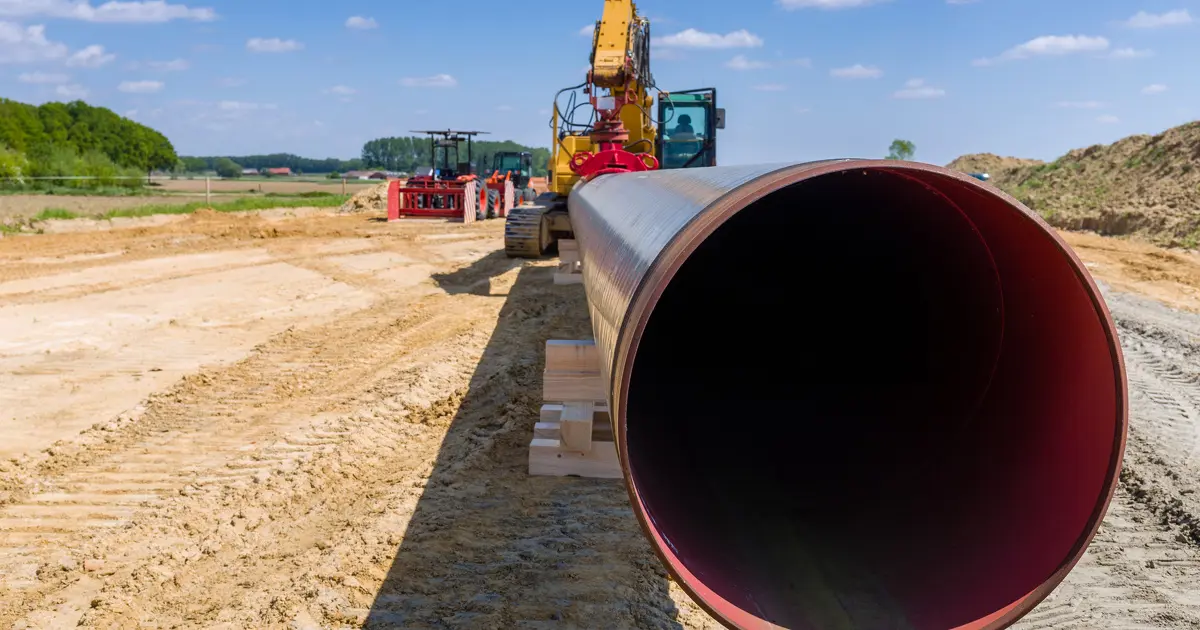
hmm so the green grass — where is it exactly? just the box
[264,191,336,198]
[0,186,153,197]
[97,194,350,219]
[34,208,79,220]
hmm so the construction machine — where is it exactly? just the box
[481,151,538,219]
[389,130,488,221]
[503,0,724,257]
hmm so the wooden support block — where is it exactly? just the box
[559,239,579,252]
[533,420,612,442]
[540,403,562,422]
[560,401,594,452]
[543,371,605,402]
[545,340,600,372]
[534,422,560,439]
[539,405,612,442]
[541,402,609,421]
[553,272,583,286]
[529,439,621,479]
[561,250,580,265]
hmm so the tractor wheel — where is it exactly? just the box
[487,188,500,219]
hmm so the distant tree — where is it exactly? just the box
[886,139,915,161]
[359,136,551,177]
[0,144,30,185]
[214,157,242,178]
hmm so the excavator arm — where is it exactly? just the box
[588,0,652,92]
[564,0,658,182]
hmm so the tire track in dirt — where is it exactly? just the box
[0,249,522,627]
[1015,291,1200,629]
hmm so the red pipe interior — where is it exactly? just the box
[624,168,1123,629]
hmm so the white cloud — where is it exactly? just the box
[785,57,812,67]
[55,83,87,98]
[345,16,377,29]
[1055,100,1104,109]
[1096,114,1119,124]
[118,79,163,93]
[210,101,278,121]
[217,77,245,87]
[218,101,276,111]
[147,58,188,71]
[18,70,68,83]
[1107,47,1153,59]
[124,108,137,117]
[892,77,945,99]
[753,84,786,91]
[946,0,980,3]
[653,28,763,49]
[66,44,114,67]
[247,37,302,53]
[325,85,355,95]
[973,34,1108,66]
[0,0,216,22]
[0,22,68,64]
[496,104,513,111]
[400,74,457,88]
[1123,9,1192,28]
[830,63,882,78]
[725,54,769,70]
[1142,83,1168,95]
[778,0,890,8]
[580,24,594,36]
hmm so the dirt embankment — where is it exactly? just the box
[949,121,1200,246]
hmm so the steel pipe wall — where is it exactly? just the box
[566,160,1128,630]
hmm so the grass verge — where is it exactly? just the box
[1,195,350,235]
[98,195,350,219]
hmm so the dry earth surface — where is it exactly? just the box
[2,208,1200,628]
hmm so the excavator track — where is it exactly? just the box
[504,198,560,258]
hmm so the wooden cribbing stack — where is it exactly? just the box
[553,239,583,285]
[529,339,621,479]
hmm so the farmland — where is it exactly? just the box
[0,177,378,222]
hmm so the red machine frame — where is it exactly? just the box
[388,179,478,223]
[387,129,486,223]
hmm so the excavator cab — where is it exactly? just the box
[656,88,724,169]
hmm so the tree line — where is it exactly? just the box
[0,97,178,190]
[178,154,368,175]
[361,136,550,177]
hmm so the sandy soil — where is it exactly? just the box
[2,211,1200,629]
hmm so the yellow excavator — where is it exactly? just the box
[504,0,725,258]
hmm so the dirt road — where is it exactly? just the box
[2,211,1200,628]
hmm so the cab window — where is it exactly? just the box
[660,104,707,169]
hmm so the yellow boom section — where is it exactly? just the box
[549,0,657,197]
[592,0,636,88]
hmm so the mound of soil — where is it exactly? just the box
[339,181,391,214]
[949,121,1200,246]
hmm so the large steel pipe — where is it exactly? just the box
[566,160,1127,630]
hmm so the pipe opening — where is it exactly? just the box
[624,168,1122,629]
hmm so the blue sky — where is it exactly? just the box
[0,0,1197,166]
